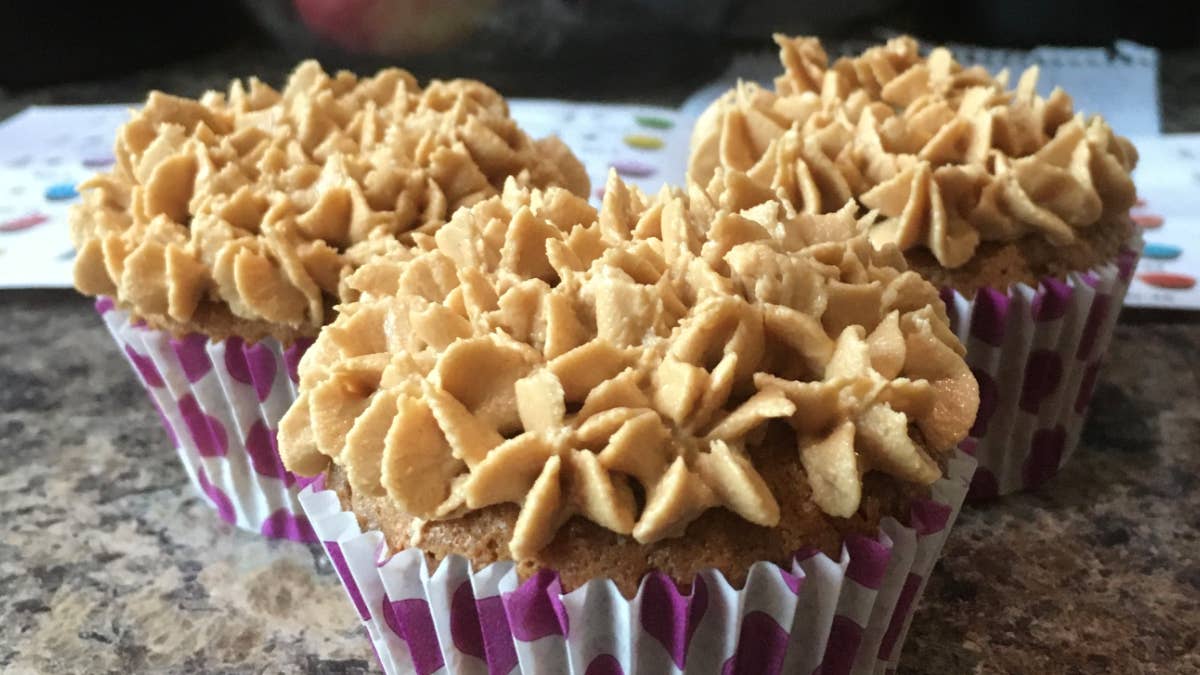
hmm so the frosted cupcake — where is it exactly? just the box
[282,172,978,673]
[70,60,589,540]
[689,35,1141,498]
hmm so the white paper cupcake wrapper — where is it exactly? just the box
[300,452,975,675]
[96,298,317,541]
[943,239,1141,498]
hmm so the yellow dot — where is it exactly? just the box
[623,134,664,150]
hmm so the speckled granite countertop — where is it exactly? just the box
[3,42,1200,675]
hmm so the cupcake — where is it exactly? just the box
[688,35,1141,498]
[70,61,589,540]
[281,171,978,673]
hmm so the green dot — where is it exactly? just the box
[634,115,674,130]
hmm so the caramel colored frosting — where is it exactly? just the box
[70,61,589,334]
[278,170,977,558]
[688,35,1138,269]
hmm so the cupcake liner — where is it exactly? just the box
[943,238,1142,499]
[95,297,317,541]
[299,452,976,675]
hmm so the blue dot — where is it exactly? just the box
[45,182,78,201]
[1142,242,1182,260]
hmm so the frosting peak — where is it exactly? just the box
[689,35,1138,269]
[278,172,977,558]
[71,60,589,334]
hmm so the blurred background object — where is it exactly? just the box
[0,0,1196,98]
[911,0,1199,48]
[0,0,257,89]
[242,0,741,96]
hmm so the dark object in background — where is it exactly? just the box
[728,0,901,39]
[914,0,1199,48]
[249,0,897,59]
[248,0,734,60]
[241,0,915,97]
[0,0,1194,95]
[0,1,257,90]
[242,0,737,97]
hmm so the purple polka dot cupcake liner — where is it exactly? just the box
[299,453,975,675]
[944,237,1142,499]
[95,298,318,542]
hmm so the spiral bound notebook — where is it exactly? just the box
[0,41,1193,309]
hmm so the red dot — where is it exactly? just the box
[0,212,49,232]
[1138,272,1196,290]
[1132,213,1164,229]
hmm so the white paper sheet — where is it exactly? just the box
[1122,134,1200,310]
[506,100,689,195]
[0,105,132,288]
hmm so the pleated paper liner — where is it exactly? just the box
[301,452,975,675]
[96,297,317,541]
[942,237,1142,499]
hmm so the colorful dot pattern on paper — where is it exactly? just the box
[44,182,78,200]
[502,101,683,212]
[609,111,676,181]
[0,212,49,233]
[1121,140,1200,308]
[1137,272,1196,290]
[0,106,110,285]
[623,133,664,150]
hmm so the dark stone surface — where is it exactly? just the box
[1,41,1199,674]
[0,292,367,674]
[903,315,1200,674]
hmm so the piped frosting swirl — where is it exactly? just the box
[70,60,589,334]
[278,170,977,558]
[688,35,1138,269]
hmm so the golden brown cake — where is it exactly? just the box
[70,61,589,342]
[278,171,978,595]
[688,35,1138,294]
[328,444,928,595]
